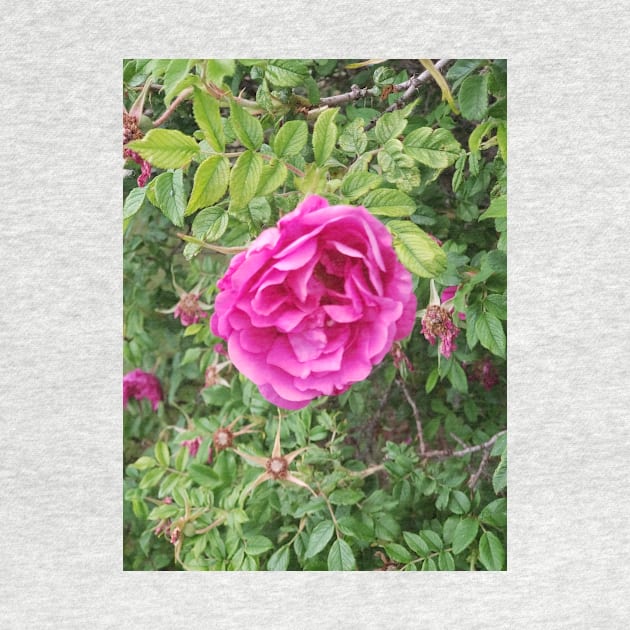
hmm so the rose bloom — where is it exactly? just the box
[211,195,416,410]
[123,369,163,411]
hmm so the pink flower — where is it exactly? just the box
[211,195,417,410]
[419,280,460,359]
[173,292,208,326]
[123,369,163,411]
[467,357,500,390]
[181,436,202,457]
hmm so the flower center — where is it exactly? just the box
[213,428,233,451]
[266,456,288,479]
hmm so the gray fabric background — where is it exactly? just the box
[1,1,629,627]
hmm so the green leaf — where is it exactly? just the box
[446,59,485,89]
[374,514,401,541]
[329,488,365,506]
[267,545,290,571]
[265,59,309,87]
[425,367,439,393]
[191,206,229,242]
[185,155,229,215]
[448,490,471,515]
[147,171,186,227]
[459,74,489,121]
[479,498,507,528]
[479,195,507,221]
[468,120,494,153]
[206,59,235,85]
[327,539,356,571]
[421,557,437,571]
[245,535,274,556]
[447,360,468,394]
[256,159,287,196]
[403,127,461,169]
[127,129,200,169]
[438,550,455,571]
[304,520,335,558]
[339,118,367,155]
[154,442,170,468]
[138,467,164,489]
[452,517,479,554]
[384,543,413,564]
[340,171,382,201]
[475,311,506,358]
[192,87,225,153]
[229,150,263,210]
[387,220,447,278]
[229,101,263,150]
[485,293,507,320]
[132,456,156,471]
[491,433,507,458]
[188,463,219,487]
[497,121,507,162]
[123,187,146,220]
[403,531,430,556]
[273,120,308,158]
[493,454,507,493]
[312,107,339,166]
[162,59,193,105]
[363,188,415,217]
[375,110,407,145]
[478,531,505,570]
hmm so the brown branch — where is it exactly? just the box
[398,378,425,456]
[152,87,194,127]
[423,430,506,460]
[467,447,492,490]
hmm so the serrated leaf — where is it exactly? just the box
[438,550,455,570]
[403,127,461,169]
[312,107,339,166]
[148,171,186,227]
[403,531,430,556]
[384,543,413,564]
[229,150,263,210]
[387,220,447,278]
[273,120,308,157]
[452,517,479,554]
[340,171,382,200]
[479,498,507,528]
[206,59,235,85]
[375,110,407,145]
[362,188,415,217]
[304,520,335,558]
[127,129,199,169]
[425,368,439,393]
[188,463,219,487]
[133,456,156,471]
[448,490,471,515]
[478,531,505,570]
[339,118,367,155]
[267,545,290,570]
[138,467,164,489]
[185,155,229,215]
[192,87,225,152]
[256,160,287,196]
[327,538,356,571]
[479,195,507,221]
[191,206,229,242]
[329,488,365,506]
[229,102,263,150]
[265,59,309,87]
[245,535,274,556]
[459,74,489,121]
[475,311,506,358]
[162,59,193,105]
[493,454,507,493]
[123,187,146,220]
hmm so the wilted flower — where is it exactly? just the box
[159,280,212,327]
[123,369,163,411]
[467,357,500,390]
[211,195,416,410]
[419,280,460,359]
[123,83,153,187]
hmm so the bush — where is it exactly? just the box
[123,58,507,571]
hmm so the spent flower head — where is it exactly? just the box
[418,280,461,359]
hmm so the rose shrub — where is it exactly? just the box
[211,195,417,409]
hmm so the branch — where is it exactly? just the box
[467,446,492,490]
[152,87,194,127]
[423,430,506,460]
[398,378,425,456]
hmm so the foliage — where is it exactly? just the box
[123,58,507,571]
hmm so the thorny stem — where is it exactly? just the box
[152,88,194,127]
[424,430,506,460]
[194,515,226,535]
[176,233,248,255]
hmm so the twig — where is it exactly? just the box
[398,378,425,456]
[260,152,305,177]
[152,88,194,127]
[467,446,492,490]
[319,84,376,107]
[364,58,451,131]
[176,233,248,255]
[424,430,506,460]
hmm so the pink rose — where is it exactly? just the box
[123,369,163,411]
[211,195,417,410]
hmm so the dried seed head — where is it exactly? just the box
[213,427,234,451]
[266,456,288,479]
